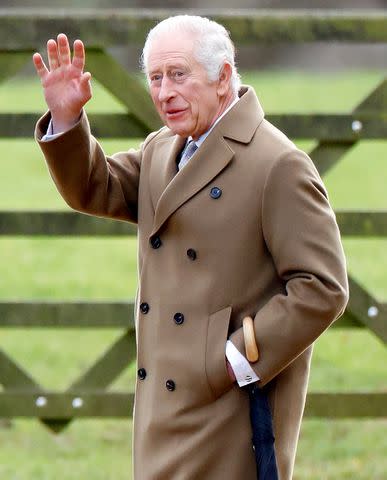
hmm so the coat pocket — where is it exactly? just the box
[205,306,235,399]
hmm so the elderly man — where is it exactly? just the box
[33,15,348,480]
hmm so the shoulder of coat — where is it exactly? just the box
[257,118,297,153]
[141,126,173,151]
[238,117,306,183]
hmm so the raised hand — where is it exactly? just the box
[33,33,92,133]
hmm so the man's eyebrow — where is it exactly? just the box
[147,66,161,75]
[167,63,187,69]
[148,62,188,74]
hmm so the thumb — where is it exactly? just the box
[80,72,92,100]
[80,71,92,84]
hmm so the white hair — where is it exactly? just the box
[141,15,241,96]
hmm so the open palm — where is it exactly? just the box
[33,33,92,132]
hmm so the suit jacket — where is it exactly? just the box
[36,85,348,480]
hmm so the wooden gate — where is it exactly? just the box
[0,10,386,432]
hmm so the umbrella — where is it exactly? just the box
[247,383,278,479]
[243,317,278,479]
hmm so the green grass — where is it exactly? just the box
[0,71,386,479]
[0,419,133,480]
[0,237,138,298]
[296,419,387,480]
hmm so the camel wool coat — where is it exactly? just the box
[36,86,348,480]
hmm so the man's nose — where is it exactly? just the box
[158,76,175,102]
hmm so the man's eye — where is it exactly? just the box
[172,71,185,79]
[150,74,162,83]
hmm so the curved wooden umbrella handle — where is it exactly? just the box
[243,316,259,363]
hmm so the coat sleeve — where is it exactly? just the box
[35,110,153,223]
[229,150,349,386]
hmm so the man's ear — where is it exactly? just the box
[217,63,233,96]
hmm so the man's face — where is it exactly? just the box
[147,32,223,140]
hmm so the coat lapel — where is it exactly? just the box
[149,134,186,212]
[150,134,234,237]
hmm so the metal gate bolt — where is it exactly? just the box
[72,397,83,409]
[35,396,47,407]
[367,306,379,318]
[351,120,363,133]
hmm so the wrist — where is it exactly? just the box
[51,111,81,134]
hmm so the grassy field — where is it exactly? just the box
[0,70,386,479]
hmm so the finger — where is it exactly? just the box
[80,71,92,84]
[80,72,93,98]
[57,33,71,66]
[72,39,85,72]
[32,53,49,80]
[47,39,60,71]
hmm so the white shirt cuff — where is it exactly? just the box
[41,119,64,142]
[225,340,259,387]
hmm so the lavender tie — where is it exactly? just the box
[178,140,198,170]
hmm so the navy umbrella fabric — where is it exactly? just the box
[247,383,278,479]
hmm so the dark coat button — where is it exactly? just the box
[166,379,175,391]
[140,302,150,314]
[186,248,197,261]
[150,236,162,249]
[174,312,185,325]
[138,368,147,380]
[210,187,222,199]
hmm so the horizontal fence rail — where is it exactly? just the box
[0,392,135,418]
[0,301,136,328]
[0,301,365,329]
[1,9,387,48]
[0,211,138,236]
[0,392,385,419]
[2,112,386,140]
[1,210,387,237]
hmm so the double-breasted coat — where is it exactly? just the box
[36,86,348,480]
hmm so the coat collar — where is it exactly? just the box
[217,85,264,144]
[149,86,264,237]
